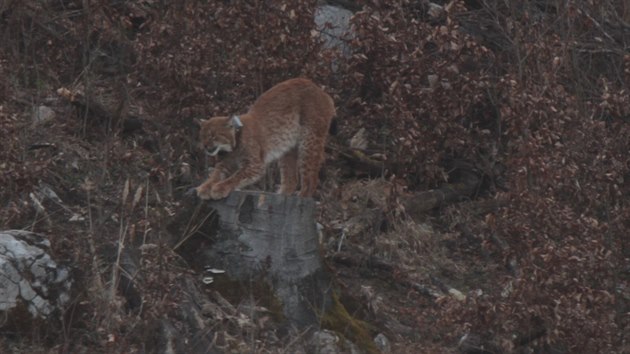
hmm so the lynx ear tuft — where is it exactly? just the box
[229,115,244,129]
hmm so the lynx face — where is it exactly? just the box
[198,116,237,156]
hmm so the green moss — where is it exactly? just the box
[320,292,380,354]
[213,277,380,353]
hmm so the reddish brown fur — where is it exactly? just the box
[196,78,335,200]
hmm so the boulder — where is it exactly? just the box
[307,329,362,354]
[315,4,354,58]
[0,230,71,320]
[32,105,55,124]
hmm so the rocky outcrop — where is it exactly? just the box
[0,230,72,320]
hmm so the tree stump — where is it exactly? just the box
[193,191,334,329]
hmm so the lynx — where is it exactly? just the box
[195,78,335,200]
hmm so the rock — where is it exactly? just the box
[314,5,354,58]
[0,230,72,320]
[307,330,362,354]
[427,2,445,18]
[458,332,501,354]
[350,127,368,151]
[374,333,391,353]
[32,105,55,124]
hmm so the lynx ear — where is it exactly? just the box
[193,118,204,127]
[229,115,243,129]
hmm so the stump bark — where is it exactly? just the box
[197,191,334,329]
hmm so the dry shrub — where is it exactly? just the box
[335,0,628,351]
[132,0,333,121]
[340,0,498,187]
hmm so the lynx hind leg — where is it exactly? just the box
[278,148,298,194]
[297,136,327,198]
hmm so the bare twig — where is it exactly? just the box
[173,203,216,251]
[578,8,617,43]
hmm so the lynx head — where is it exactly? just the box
[197,115,243,156]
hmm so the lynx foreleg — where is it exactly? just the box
[208,161,265,200]
[196,162,229,200]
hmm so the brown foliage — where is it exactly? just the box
[132,0,332,120]
[332,0,629,351]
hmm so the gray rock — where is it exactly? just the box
[0,230,72,318]
[307,330,362,354]
[32,105,55,124]
[314,5,354,58]
[374,333,391,353]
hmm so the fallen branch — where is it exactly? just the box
[329,249,445,301]
[330,251,395,273]
[401,181,477,215]
[326,142,389,177]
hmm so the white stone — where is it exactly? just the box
[314,5,355,58]
[374,333,391,353]
[0,230,72,318]
[32,105,55,124]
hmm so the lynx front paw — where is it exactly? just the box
[209,183,232,200]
